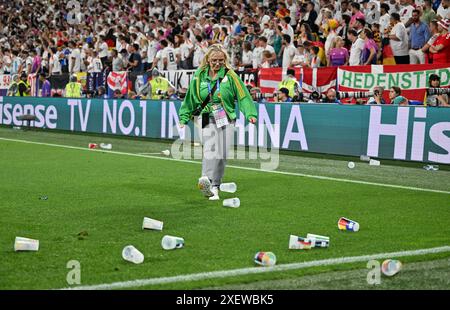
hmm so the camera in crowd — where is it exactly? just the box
[426,88,450,96]
[336,91,374,100]
[253,92,275,100]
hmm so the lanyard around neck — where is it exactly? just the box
[207,79,220,96]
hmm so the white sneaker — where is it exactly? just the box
[209,186,220,201]
[198,176,213,197]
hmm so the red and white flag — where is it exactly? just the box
[259,67,337,96]
[107,71,128,95]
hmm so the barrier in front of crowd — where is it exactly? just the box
[1,96,449,164]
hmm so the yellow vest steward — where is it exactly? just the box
[16,80,30,96]
[65,82,82,98]
[150,77,170,99]
[278,78,298,98]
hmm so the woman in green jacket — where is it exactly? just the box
[179,44,257,201]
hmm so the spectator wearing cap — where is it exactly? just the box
[409,9,431,64]
[429,18,450,64]
[388,13,410,64]
[349,2,365,30]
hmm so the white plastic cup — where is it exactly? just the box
[360,155,371,162]
[100,143,112,150]
[369,159,380,166]
[122,245,144,264]
[14,237,39,251]
[288,235,312,250]
[161,235,184,250]
[161,150,171,156]
[223,198,240,208]
[306,233,330,248]
[142,217,163,231]
[219,182,237,193]
[348,161,355,169]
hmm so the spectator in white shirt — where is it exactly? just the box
[282,34,298,69]
[380,3,391,37]
[97,35,109,67]
[348,29,365,65]
[68,41,82,74]
[388,12,410,64]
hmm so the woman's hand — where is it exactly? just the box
[249,117,257,124]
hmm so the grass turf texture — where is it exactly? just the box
[0,127,449,289]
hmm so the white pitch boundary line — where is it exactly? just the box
[0,137,449,195]
[60,246,450,290]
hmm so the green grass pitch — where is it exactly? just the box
[0,127,449,290]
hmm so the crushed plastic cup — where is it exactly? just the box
[360,155,371,162]
[14,237,39,251]
[381,259,402,276]
[254,251,276,266]
[423,164,439,171]
[122,245,144,264]
[161,235,184,250]
[142,217,163,231]
[369,159,380,166]
[100,143,112,150]
[219,182,237,193]
[306,233,330,248]
[288,235,313,250]
[338,217,360,232]
[161,150,170,156]
[88,143,98,149]
[223,198,240,208]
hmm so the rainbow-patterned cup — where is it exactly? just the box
[254,251,276,266]
[338,217,360,232]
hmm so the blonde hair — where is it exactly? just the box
[199,44,232,70]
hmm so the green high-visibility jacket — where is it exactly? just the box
[179,66,257,125]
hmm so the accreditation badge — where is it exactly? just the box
[211,103,229,128]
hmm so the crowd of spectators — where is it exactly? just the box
[1,0,450,80]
